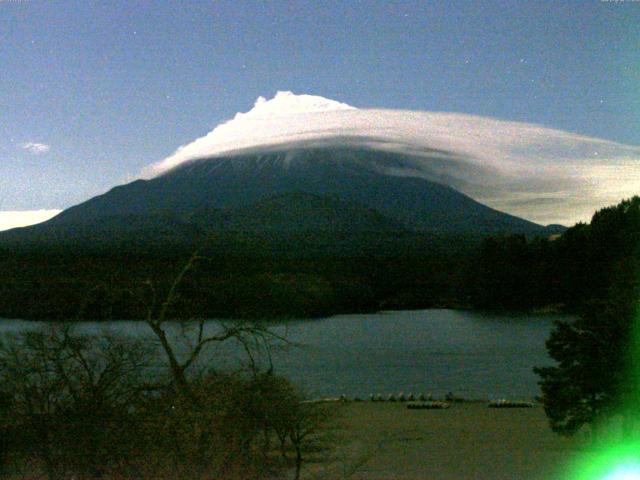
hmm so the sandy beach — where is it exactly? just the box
[310,402,587,480]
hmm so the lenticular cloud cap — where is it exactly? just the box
[144,91,640,226]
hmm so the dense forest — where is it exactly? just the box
[474,196,640,311]
[0,233,476,320]
[0,197,637,321]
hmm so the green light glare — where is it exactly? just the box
[565,441,640,480]
[602,464,640,480]
[560,294,640,480]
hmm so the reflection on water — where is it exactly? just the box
[0,309,565,400]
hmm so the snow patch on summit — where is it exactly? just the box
[237,91,355,119]
[145,91,355,176]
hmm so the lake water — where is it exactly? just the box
[0,309,562,400]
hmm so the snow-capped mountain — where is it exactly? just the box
[7,90,638,245]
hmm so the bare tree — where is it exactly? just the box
[0,324,155,479]
[139,251,299,477]
[142,252,286,401]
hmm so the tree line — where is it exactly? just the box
[0,195,636,320]
[472,199,638,311]
[0,234,476,321]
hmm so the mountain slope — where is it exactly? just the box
[23,146,558,244]
[191,192,407,235]
[0,191,410,249]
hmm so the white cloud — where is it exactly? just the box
[21,142,51,154]
[142,91,640,226]
[0,210,61,232]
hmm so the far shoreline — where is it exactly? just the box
[0,302,570,323]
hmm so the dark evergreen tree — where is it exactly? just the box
[535,197,640,439]
[534,299,629,437]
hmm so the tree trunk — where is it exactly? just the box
[294,445,302,480]
[293,451,302,480]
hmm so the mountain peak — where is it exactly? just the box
[143,91,357,177]
[237,91,355,120]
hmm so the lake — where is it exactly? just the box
[0,309,563,400]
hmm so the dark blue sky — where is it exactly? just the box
[1,0,638,213]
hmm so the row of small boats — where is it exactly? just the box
[369,393,435,402]
[305,395,536,408]
[487,399,535,408]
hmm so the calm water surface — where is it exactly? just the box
[0,309,563,400]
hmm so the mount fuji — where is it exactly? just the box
[16,90,640,246]
[44,145,558,235]
[7,92,640,319]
